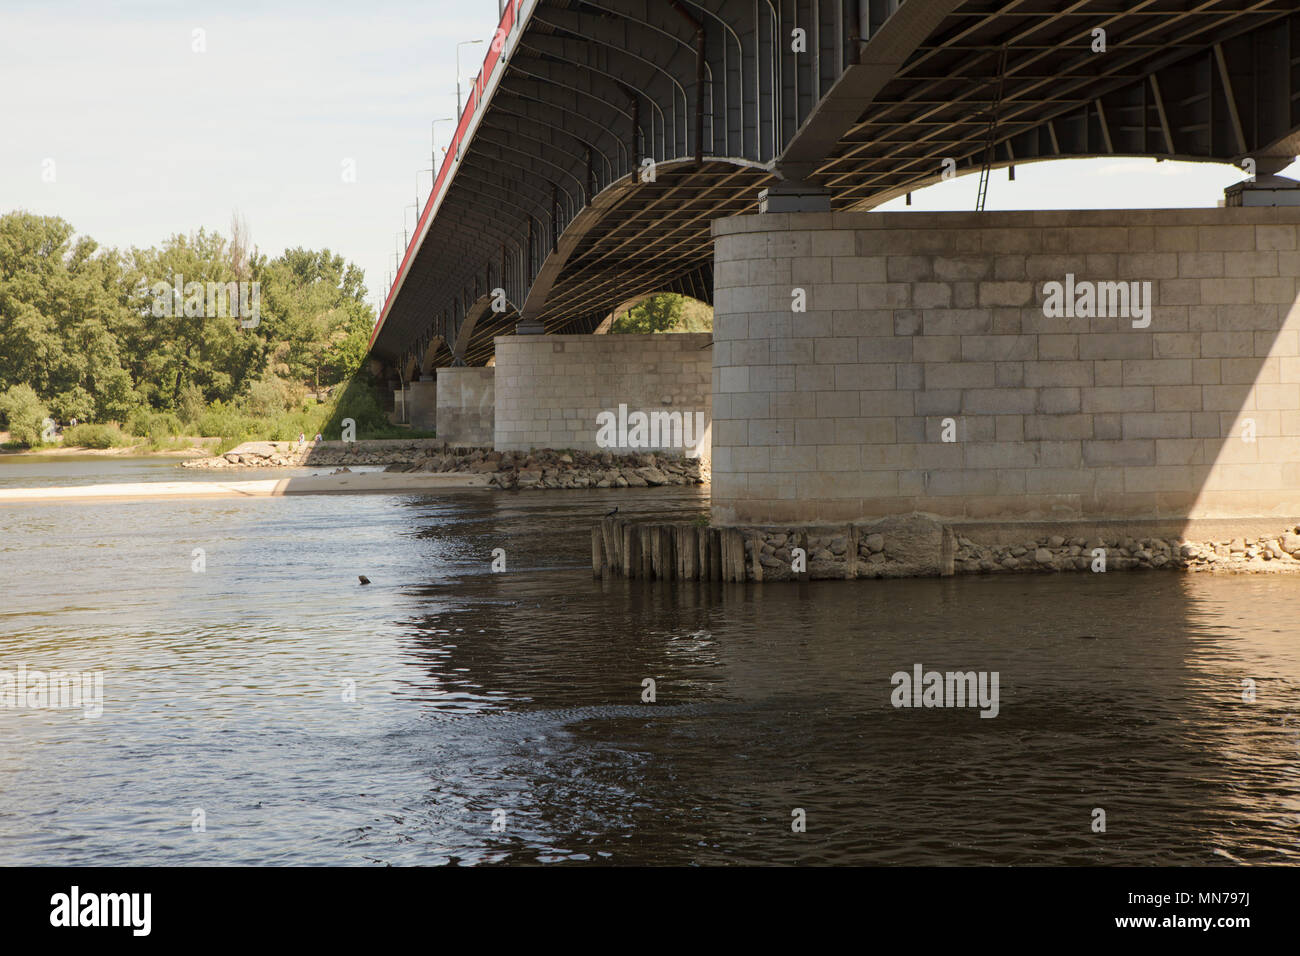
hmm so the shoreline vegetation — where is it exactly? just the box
[0,211,433,457]
[0,440,214,457]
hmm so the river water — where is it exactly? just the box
[0,456,1297,865]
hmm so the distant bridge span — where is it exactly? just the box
[369,0,1300,374]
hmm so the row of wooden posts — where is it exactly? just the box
[591,518,824,582]
[593,518,961,581]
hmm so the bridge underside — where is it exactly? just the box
[371,0,1300,375]
[797,0,1300,206]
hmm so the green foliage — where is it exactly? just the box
[0,383,50,446]
[176,383,206,427]
[195,401,259,449]
[609,293,712,334]
[126,408,184,443]
[678,297,713,332]
[0,213,138,423]
[50,385,95,423]
[62,422,130,448]
[321,370,389,438]
[610,293,682,333]
[0,210,380,444]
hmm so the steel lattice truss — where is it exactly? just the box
[373,0,1300,375]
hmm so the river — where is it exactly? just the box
[0,455,1297,865]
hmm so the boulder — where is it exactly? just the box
[857,514,948,578]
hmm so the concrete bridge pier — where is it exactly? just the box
[711,207,1300,530]
[435,366,495,446]
[492,333,713,455]
[406,379,437,431]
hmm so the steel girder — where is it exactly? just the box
[808,0,1300,207]
[374,0,1300,376]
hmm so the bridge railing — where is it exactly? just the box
[369,0,531,351]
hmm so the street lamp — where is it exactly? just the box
[431,116,454,174]
[403,203,419,247]
[456,39,483,115]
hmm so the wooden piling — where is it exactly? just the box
[679,525,698,580]
[750,531,764,582]
[592,524,605,578]
[639,526,653,579]
[623,522,638,578]
[721,528,746,582]
[846,524,859,580]
[796,530,810,582]
[601,518,619,574]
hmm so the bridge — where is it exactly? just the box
[368,0,1300,533]
[370,0,1299,372]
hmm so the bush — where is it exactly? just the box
[176,383,207,427]
[126,408,185,443]
[62,423,131,449]
[0,384,51,447]
[196,401,260,452]
[245,376,289,418]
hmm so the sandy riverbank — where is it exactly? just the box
[0,432,217,458]
[0,471,490,504]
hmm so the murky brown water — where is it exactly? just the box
[0,462,1298,864]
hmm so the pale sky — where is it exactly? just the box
[2,0,1295,315]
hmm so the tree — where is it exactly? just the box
[0,210,377,433]
[0,383,50,445]
[610,293,684,333]
[0,212,139,421]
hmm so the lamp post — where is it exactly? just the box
[430,116,454,175]
[417,168,435,214]
[455,39,483,116]
[403,204,419,248]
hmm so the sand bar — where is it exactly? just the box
[0,471,490,504]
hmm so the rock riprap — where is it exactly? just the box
[183,440,708,490]
[605,515,1300,581]
[388,447,706,490]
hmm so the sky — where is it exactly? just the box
[2,0,1296,315]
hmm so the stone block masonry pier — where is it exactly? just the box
[435,367,495,446]
[711,208,1300,529]
[493,332,712,456]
